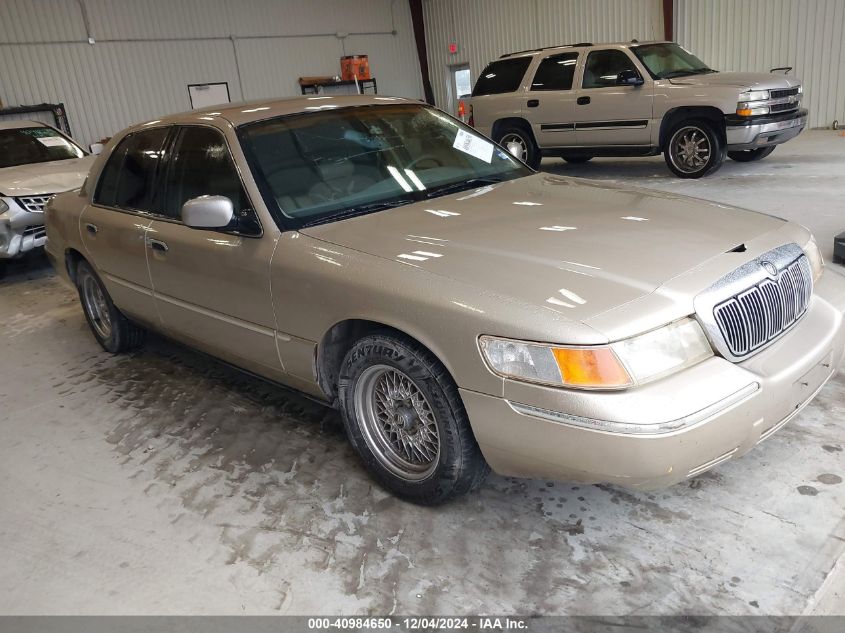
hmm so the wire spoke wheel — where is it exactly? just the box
[354,364,441,481]
[670,125,712,173]
[81,273,112,340]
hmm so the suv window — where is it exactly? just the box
[163,126,260,235]
[95,128,169,212]
[472,57,532,96]
[531,52,579,91]
[582,49,639,89]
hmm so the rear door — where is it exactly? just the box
[470,56,533,138]
[145,124,283,379]
[573,48,654,146]
[79,127,170,325]
[525,51,580,148]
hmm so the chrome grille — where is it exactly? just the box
[770,87,800,99]
[16,195,54,213]
[770,102,798,113]
[713,256,813,358]
[22,225,47,240]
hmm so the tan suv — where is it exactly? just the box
[45,96,844,504]
[470,41,807,177]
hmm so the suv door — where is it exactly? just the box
[525,51,580,148]
[573,48,654,146]
[80,127,169,325]
[146,124,283,379]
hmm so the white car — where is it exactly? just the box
[0,120,93,264]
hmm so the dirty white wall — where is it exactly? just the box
[0,0,424,146]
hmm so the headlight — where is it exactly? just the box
[802,235,824,282]
[479,318,713,390]
[739,89,770,102]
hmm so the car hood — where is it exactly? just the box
[669,71,801,91]
[301,174,785,321]
[0,156,94,197]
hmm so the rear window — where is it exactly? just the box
[472,57,532,96]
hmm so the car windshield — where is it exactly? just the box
[0,126,86,169]
[631,43,715,79]
[238,103,531,227]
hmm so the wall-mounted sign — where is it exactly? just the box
[188,82,231,109]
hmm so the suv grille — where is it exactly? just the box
[770,102,798,113]
[713,256,812,358]
[16,195,54,213]
[770,87,800,99]
[23,225,47,240]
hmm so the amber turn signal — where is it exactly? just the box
[552,348,633,389]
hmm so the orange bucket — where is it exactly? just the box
[341,55,370,81]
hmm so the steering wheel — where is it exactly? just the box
[407,155,444,170]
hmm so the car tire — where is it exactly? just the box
[561,155,593,164]
[728,146,776,162]
[496,125,541,169]
[664,119,726,178]
[338,332,490,504]
[76,260,145,353]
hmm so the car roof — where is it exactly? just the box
[0,119,48,131]
[498,40,670,59]
[130,95,423,131]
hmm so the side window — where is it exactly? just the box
[472,57,532,96]
[582,50,640,89]
[95,128,169,212]
[163,127,260,235]
[531,52,579,91]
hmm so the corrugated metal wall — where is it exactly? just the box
[422,0,664,112]
[0,0,423,147]
[676,0,845,128]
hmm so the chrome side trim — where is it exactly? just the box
[154,292,275,337]
[104,273,154,297]
[506,382,760,436]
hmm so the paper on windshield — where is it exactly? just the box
[36,136,68,148]
[453,129,494,163]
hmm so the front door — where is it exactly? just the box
[79,127,170,325]
[145,125,282,379]
[573,49,654,146]
[525,51,580,148]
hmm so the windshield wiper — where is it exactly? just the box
[424,177,505,199]
[301,196,418,227]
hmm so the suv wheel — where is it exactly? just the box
[338,332,489,504]
[664,120,726,178]
[76,260,145,353]
[497,126,541,169]
[728,146,776,162]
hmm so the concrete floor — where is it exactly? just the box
[1,131,844,616]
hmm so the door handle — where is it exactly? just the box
[85,223,98,235]
[147,238,169,253]
[527,99,539,108]
[576,96,591,105]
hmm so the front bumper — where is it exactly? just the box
[0,200,46,259]
[725,108,807,150]
[462,268,845,489]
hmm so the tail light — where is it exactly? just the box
[457,100,466,121]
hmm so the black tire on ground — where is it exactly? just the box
[664,119,726,178]
[561,155,593,164]
[337,332,490,504]
[75,259,145,353]
[496,125,541,169]
[728,146,776,162]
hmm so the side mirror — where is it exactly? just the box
[89,143,104,155]
[182,195,234,229]
[616,69,644,86]
[506,141,524,159]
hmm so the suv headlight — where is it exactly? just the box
[739,89,770,102]
[737,90,771,116]
[479,318,713,390]
[802,235,824,282]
